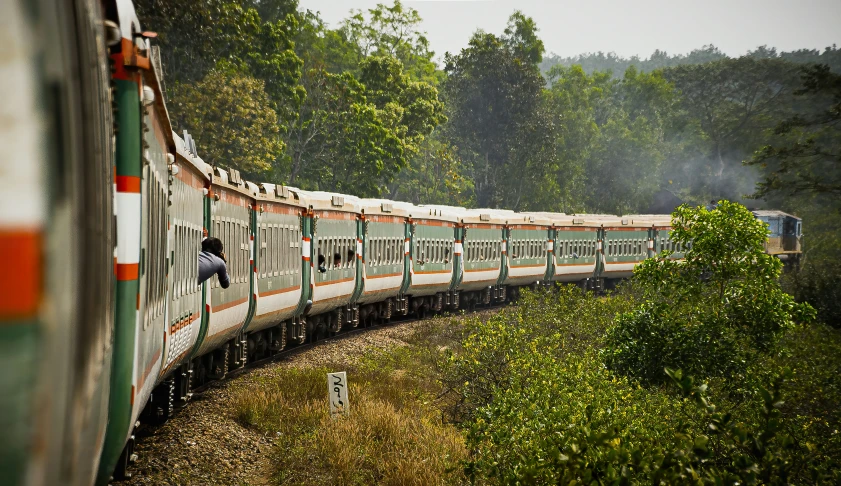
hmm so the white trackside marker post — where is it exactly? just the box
[328,371,349,416]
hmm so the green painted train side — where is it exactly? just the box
[98,77,142,486]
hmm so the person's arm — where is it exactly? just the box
[217,259,230,289]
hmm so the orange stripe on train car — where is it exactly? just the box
[0,230,41,319]
[116,263,139,281]
[116,175,141,193]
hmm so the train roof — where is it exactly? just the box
[295,189,362,213]
[248,182,309,208]
[535,213,603,228]
[358,198,413,218]
[458,209,508,226]
[752,210,801,220]
[413,204,460,223]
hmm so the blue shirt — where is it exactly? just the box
[198,251,230,288]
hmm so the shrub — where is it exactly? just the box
[439,285,634,424]
[603,201,815,384]
[782,260,841,328]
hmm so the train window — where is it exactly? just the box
[272,226,278,275]
[391,238,397,264]
[260,227,267,278]
[236,223,242,282]
[345,237,350,268]
[371,237,377,265]
[392,237,398,264]
[371,238,377,265]
[265,225,271,276]
[282,227,288,272]
[271,226,277,275]
[390,237,395,264]
[289,227,295,272]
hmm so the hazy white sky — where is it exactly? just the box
[298,0,841,60]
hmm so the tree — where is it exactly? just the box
[443,17,555,210]
[174,70,283,176]
[341,0,441,84]
[660,57,802,203]
[603,201,814,384]
[544,65,675,213]
[747,64,841,200]
[135,0,303,129]
[387,135,473,205]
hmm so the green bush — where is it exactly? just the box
[603,201,814,384]
[440,285,634,424]
[443,286,839,483]
[782,260,841,328]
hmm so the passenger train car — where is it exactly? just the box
[0,0,803,484]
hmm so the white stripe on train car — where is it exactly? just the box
[116,193,141,264]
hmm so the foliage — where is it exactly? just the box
[544,65,677,213]
[280,55,444,196]
[441,286,636,425]
[541,44,841,78]
[386,134,474,205]
[747,64,841,200]
[442,15,556,210]
[662,57,802,203]
[135,0,303,128]
[173,69,283,175]
[603,201,814,384]
[782,260,841,327]
[443,288,838,484]
[341,0,442,85]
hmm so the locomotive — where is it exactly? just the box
[0,0,803,485]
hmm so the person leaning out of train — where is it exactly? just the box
[198,237,230,288]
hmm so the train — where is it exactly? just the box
[0,0,803,485]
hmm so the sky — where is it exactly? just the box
[297,0,841,61]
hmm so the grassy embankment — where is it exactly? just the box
[229,317,472,485]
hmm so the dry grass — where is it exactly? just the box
[229,319,468,485]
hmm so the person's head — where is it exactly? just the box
[202,237,225,259]
[333,253,341,266]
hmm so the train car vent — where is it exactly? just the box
[622,218,629,225]
[276,185,289,199]
[331,195,345,207]
[480,213,490,221]
[528,216,535,223]
[381,203,393,213]
[229,169,242,185]
[573,218,584,225]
